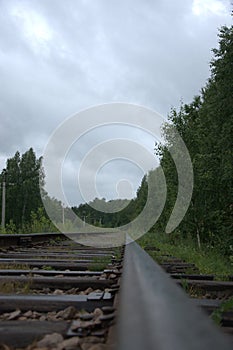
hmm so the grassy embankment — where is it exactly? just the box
[138,232,233,280]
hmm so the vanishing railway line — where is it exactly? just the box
[0,233,232,350]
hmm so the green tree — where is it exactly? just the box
[154,25,233,254]
[0,148,44,230]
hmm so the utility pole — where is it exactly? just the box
[1,170,6,229]
[62,206,65,226]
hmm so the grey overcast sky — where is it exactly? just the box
[0,0,232,205]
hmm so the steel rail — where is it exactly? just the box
[0,231,123,247]
[116,240,232,350]
[0,232,63,247]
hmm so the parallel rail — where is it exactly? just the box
[0,232,62,247]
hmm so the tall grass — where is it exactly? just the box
[138,232,233,279]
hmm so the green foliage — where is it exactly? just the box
[42,265,53,271]
[138,231,233,279]
[23,207,58,233]
[180,279,189,293]
[153,25,233,256]
[0,148,60,234]
[72,197,135,228]
[0,280,32,294]
[0,219,17,234]
[89,255,111,271]
[0,148,44,230]
[211,297,233,326]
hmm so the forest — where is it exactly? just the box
[0,25,232,257]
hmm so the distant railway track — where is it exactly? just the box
[0,233,232,349]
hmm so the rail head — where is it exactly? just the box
[116,240,232,350]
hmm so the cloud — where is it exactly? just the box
[192,0,230,17]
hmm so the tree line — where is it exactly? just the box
[0,148,57,233]
[149,26,233,255]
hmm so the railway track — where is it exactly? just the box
[0,233,232,350]
[0,233,122,349]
